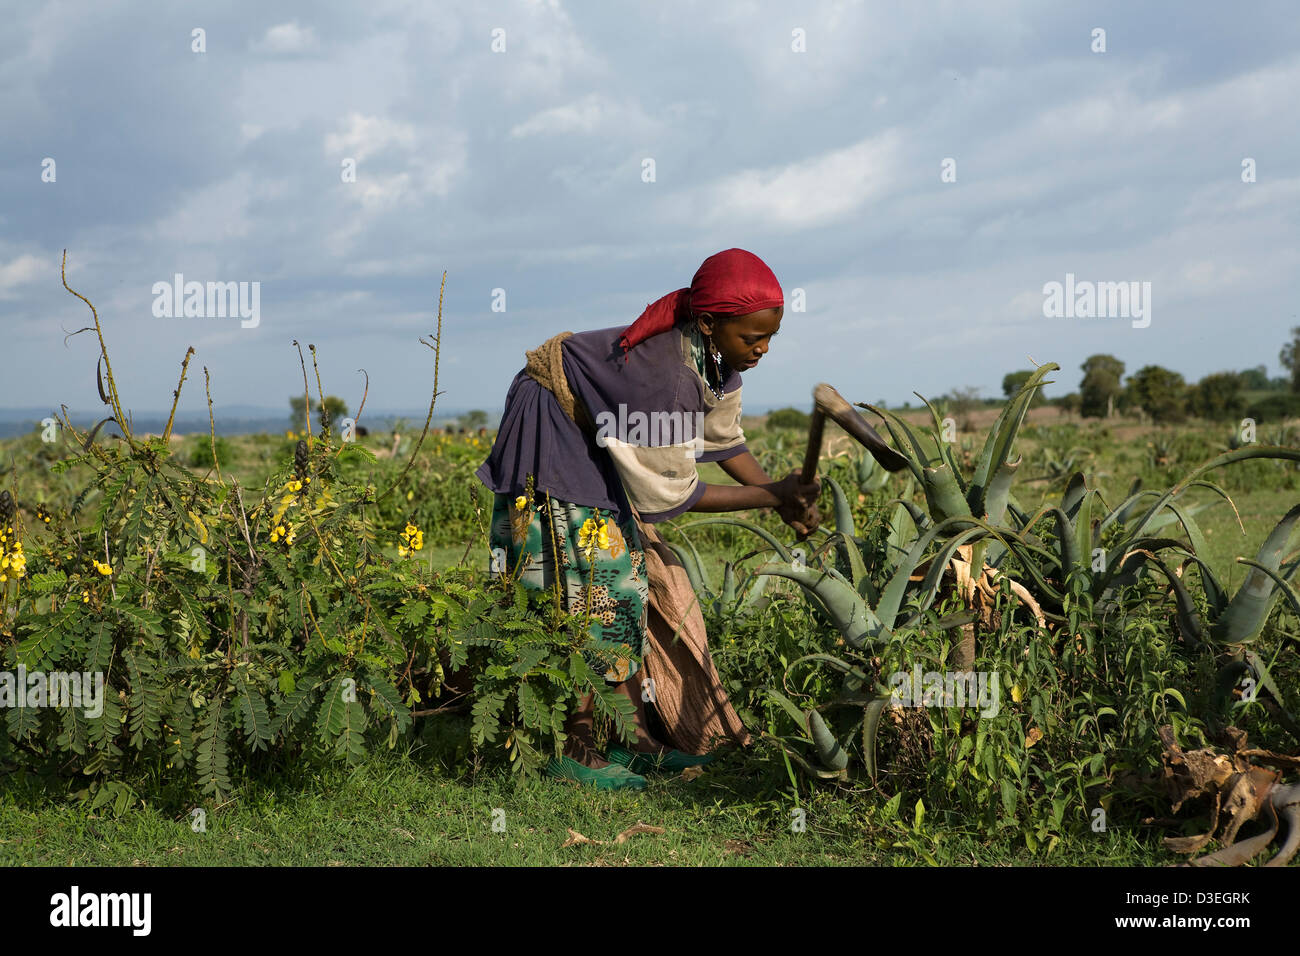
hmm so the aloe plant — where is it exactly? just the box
[662,525,770,618]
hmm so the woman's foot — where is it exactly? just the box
[544,755,646,790]
[605,744,714,775]
[562,732,611,769]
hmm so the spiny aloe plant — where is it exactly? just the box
[677,477,1022,655]
[661,528,769,618]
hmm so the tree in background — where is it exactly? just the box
[1280,327,1300,393]
[1056,392,1081,418]
[1002,370,1043,408]
[1238,365,1270,391]
[1188,371,1245,421]
[1080,354,1125,418]
[459,409,489,430]
[1126,365,1187,424]
[765,407,811,429]
[289,395,349,433]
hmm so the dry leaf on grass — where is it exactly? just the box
[614,822,664,844]
[560,821,665,848]
[560,828,595,848]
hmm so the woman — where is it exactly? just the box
[475,248,821,790]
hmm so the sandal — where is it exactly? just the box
[605,744,714,775]
[544,755,647,790]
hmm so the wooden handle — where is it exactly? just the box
[801,408,825,484]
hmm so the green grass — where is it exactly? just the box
[0,745,1171,867]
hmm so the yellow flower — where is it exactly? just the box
[81,590,90,603]
[405,523,418,536]
[514,495,528,511]
[406,490,414,501]
[93,560,113,576]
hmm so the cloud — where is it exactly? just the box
[687,130,902,228]
[510,93,621,138]
[0,253,47,299]
[325,113,418,164]
[251,22,321,56]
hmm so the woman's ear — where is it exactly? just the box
[695,311,716,336]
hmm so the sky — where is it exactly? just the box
[2,0,1298,421]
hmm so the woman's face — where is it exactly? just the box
[697,306,783,372]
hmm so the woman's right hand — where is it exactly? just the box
[772,471,822,537]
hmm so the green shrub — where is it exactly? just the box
[188,435,234,469]
[765,407,810,430]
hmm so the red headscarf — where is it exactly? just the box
[617,248,783,358]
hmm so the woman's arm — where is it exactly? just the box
[700,449,822,533]
[716,449,773,487]
[692,480,784,513]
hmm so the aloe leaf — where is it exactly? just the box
[721,562,737,605]
[827,530,870,601]
[826,474,856,538]
[916,392,964,482]
[767,688,811,728]
[1179,553,1227,618]
[1241,648,1300,744]
[1115,476,1145,524]
[1074,489,1099,573]
[1147,553,1205,648]
[769,735,847,780]
[754,562,884,649]
[1098,489,1160,535]
[982,456,1021,564]
[896,526,994,630]
[1101,448,1300,596]
[1061,472,1087,517]
[1211,503,1300,644]
[664,542,713,599]
[922,464,974,525]
[864,465,891,492]
[674,516,793,563]
[858,403,929,480]
[1161,500,1212,559]
[1044,506,1080,580]
[862,697,887,781]
[968,363,1058,510]
[806,708,849,771]
[983,455,1021,524]
[877,515,1019,626]
[740,568,771,608]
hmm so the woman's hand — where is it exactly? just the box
[773,471,822,538]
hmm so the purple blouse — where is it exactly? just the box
[475,320,749,523]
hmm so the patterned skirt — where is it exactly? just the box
[488,492,649,684]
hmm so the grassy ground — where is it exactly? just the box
[0,745,1170,867]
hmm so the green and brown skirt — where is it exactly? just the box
[488,492,649,684]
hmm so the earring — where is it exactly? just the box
[703,334,725,400]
